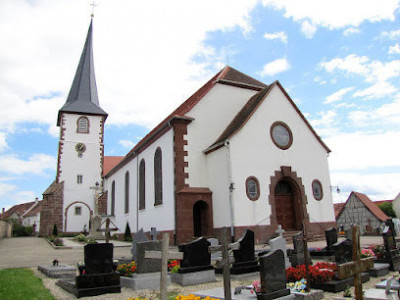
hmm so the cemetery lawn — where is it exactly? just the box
[0,268,55,300]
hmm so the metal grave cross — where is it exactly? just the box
[145,233,183,300]
[208,227,240,300]
[337,225,374,300]
[97,217,118,243]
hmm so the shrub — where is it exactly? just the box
[52,224,58,237]
[124,222,132,241]
[86,238,97,244]
[74,234,87,242]
[12,224,33,237]
[378,202,396,218]
[53,238,64,246]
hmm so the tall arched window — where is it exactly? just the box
[77,116,89,133]
[111,181,116,216]
[125,172,130,213]
[139,159,146,210]
[154,147,163,206]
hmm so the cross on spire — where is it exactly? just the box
[90,1,97,18]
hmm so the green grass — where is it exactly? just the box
[0,268,55,300]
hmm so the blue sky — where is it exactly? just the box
[1,0,399,211]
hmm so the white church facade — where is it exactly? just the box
[40,20,336,243]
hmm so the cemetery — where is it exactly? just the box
[4,221,392,299]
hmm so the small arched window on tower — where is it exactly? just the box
[154,147,163,206]
[77,116,89,133]
[111,180,116,216]
[139,159,146,210]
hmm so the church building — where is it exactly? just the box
[40,20,336,243]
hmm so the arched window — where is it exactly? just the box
[154,148,163,206]
[111,181,116,216]
[77,116,89,133]
[125,172,130,213]
[139,159,146,210]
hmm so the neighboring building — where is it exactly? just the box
[336,191,388,234]
[390,193,400,217]
[1,199,42,233]
[40,19,337,243]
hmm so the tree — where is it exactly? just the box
[378,202,396,218]
[124,222,132,241]
[52,223,58,236]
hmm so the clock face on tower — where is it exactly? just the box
[75,143,86,154]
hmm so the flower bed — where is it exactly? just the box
[117,261,136,277]
[286,262,337,283]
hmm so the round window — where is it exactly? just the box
[270,121,293,150]
[246,176,260,201]
[312,180,323,200]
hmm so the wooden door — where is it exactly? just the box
[275,180,297,230]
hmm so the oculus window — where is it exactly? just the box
[270,121,293,150]
[246,176,260,201]
[312,180,323,200]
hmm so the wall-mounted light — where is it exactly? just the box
[330,185,340,193]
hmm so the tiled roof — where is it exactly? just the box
[103,156,125,176]
[0,201,37,220]
[334,203,345,218]
[105,66,268,178]
[337,191,388,222]
[205,81,331,154]
[374,200,393,206]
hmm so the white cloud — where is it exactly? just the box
[263,31,288,43]
[262,0,400,29]
[326,131,400,171]
[381,29,400,40]
[119,140,136,149]
[301,20,317,38]
[0,132,8,153]
[309,109,338,128]
[389,43,400,54]
[0,154,56,175]
[259,58,290,77]
[343,27,360,36]
[353,81,397,99]
[320,54,370,75]
[325,87,354,104]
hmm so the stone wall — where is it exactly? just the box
[98,190,108,215]
[39,181,64,236]
[0,220,11,239]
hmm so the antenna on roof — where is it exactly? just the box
[90,0,97,18]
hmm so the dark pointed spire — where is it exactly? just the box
[57,20,107,126]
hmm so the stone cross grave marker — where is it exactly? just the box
[145,233,183,300]
[131,228,149,260]
[150,227,159,241]
[275,224,285,237]
[337,225,374,300]
[208,227,240,300]
[97,217,118,243]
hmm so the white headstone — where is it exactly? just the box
[269,235,290,268]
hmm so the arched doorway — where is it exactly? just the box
[274,180,297,230]
[193,200,208,237]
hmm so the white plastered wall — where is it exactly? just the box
[104,128,175,234]
[58,114,104,232]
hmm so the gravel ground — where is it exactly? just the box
[33,267,397,300]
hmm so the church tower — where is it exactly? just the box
[40,19,107,235]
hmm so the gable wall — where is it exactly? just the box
[337,193,383,232]
[184,84,258,188]
[104,128,175,234]
[227,85,335,226]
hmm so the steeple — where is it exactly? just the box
[57,19,107,126]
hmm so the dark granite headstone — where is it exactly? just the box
[231,229,259,274]
[178,237,213,273]
[376,218,400,271]
[289,232,311,266]
[331,238,352,265]
[84,243,113,274]
[257,249,290,300]
[325,227,338,249]
[136,240,162,273]
[131,228,149,261]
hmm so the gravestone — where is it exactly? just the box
[276,224,285,237]
[325,227,338,249]
[331,238,353,265]
[231,229,259,274]
[136,240,162,273]
[376,219,400,271]
[173,237,216,286]
[56,243,121,298]
[269,235,290,268]
[131,228,149,261]
[289,232,311,267]
[38,264,76,278]
[150,227,159,241]
[257,249,290,300]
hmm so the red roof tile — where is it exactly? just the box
[334,203,345,218]
[103,156,125,176]
[0,201,37,220]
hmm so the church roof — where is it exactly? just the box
[57,20,107,126]
[336,191,388,222]
[204,81,331,154]
[105,66,267,177]
[103,156,125,176]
